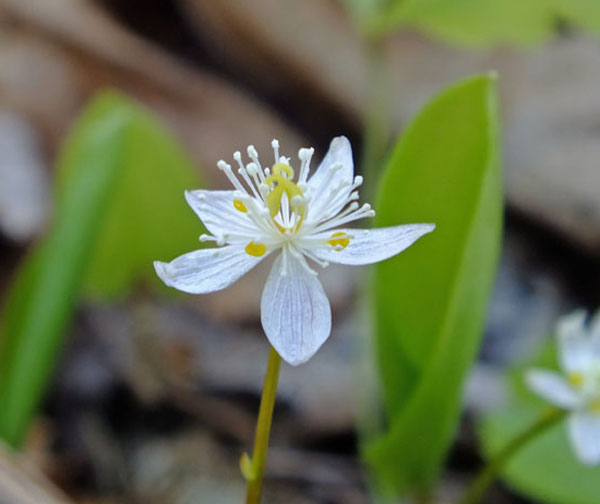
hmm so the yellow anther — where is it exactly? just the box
[233,200,248,213]
[569,372,584,388]
[327,232,350,250]
[245,241,267,257]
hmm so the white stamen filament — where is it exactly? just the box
[271,139,280,163]
[313,204,375,233]
[298,147,314,184]
[215,140,376,272]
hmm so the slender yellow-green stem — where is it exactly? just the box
[459,407,566,504]
[244,346,282,504]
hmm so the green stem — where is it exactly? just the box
[460,407,566,504]
[244,346,282,504]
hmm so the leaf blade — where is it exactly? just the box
[365,74,503,495]
[0,92,130,445]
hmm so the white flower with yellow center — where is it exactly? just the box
[154,136,435,365]
[526,310,600,465]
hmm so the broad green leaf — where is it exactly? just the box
[480,341,600,504]
[365,74,502,495]
[0,91,202,446]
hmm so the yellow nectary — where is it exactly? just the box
[569,372,584,388]
[327,232,350,249]
[233,199,248,213]
[245,241,267,257]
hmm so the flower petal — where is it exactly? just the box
[305,136,354,220]
[568,411,600,465]
[185,189,259,238]
[589,310,600,352]
[154,246,267,294]
[525,369,581,409]
[557,310,593,373]
[261,249,331,366]
[310,224,435,266]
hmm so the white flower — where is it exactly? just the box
[154,136,435,365]
[526,310,600,465]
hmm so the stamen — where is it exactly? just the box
[247,161,265,185]
[314,203,375,233]
[258,183,270,199]
[245,241,267,257]
[218,160,247,194]
[307,162,344,217]
[247,145,265,180]
[302,248,329,268]
[200,233,218,242]
[298,147,314,184]
[233,151,244,170]
[288,246,317,275]
[271,139,280,163]
[236,194,279,235]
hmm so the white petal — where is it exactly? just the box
[568,411,600,465]
[260,250,331,366]
[185,189,259,238]
[589,310,600,350]
[154,246,267,294]
[305,136,354,220]
[310,224,435,266]
[557,310,593,373]
[525,369,581,409]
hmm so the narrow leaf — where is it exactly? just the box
[0,94,129,446]
[365,74,502,495]
[0,91,202,446]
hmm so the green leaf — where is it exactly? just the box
[365,74,502,495]
[377,0,556,46]
[345,0,600,45]
[0,90,202,446]
[480,342,600,504]
[555,0,600,34]
[57,93,203,298]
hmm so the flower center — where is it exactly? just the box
[264,163,305,221]
[212,139,374,262]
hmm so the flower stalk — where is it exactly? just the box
[460,407,566,504]
[243,346,282,504]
